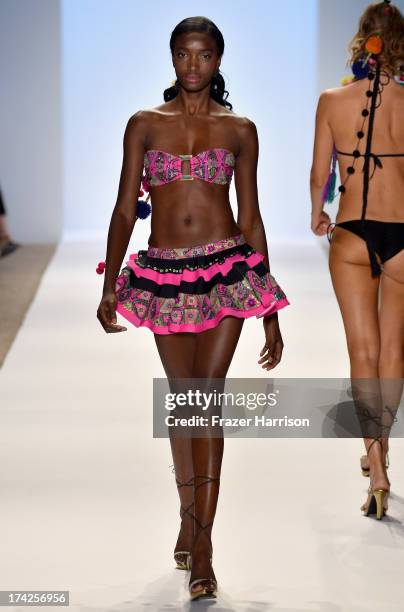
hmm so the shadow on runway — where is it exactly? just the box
[76,571,345,612]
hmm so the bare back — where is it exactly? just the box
[327,76,404,222]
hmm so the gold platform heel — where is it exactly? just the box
[361,486,389,519]
[173,473,194,571]
[360,438,390,520]
[187,475,220,601]
[360,459,370,478]
[188,554,217,601]
[174,547,191,570]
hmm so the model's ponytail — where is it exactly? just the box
[348,1,404,76]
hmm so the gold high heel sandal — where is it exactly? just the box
[188,553,217,600]
[187,475,220,601]
[174,545,191,570]
[360,438,390,520]
[360,404,396,476]
[173,474,194,571]
[361,485,389,519]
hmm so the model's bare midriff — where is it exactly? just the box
[329,77,404,222]
[142,108,242,248]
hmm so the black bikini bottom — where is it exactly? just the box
[328,219,404,277]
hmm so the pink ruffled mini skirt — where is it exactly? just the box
[114,232,289,334]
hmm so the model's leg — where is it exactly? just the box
[0,188,8,238]
[379,250,404,377]
[0,188,19,257]
[189,316,244,596]
[378,251,404,462]
[329,228,388,491]
[154,332,197,566]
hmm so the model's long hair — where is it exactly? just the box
[163,16,233,110]
[348,1,404,74]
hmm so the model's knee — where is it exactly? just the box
[379,343,404,373]
[192,365,228,379]
[347,343,380,369]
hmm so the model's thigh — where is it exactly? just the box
[154,332,197,378]
[329,228,380,358]
[382,249,404,284]
[193,316,244,378]
[379,270,404,375]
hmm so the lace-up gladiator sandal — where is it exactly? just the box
[173,475,194,570]
[187,475,220,601]
[360,438,390,520]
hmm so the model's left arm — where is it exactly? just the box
[234,118,271,270]
[310,91,334,235]
[234,117,283,371]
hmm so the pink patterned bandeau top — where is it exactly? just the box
[142,148,235,190]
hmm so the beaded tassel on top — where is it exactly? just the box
[95,172,151,274]
[323,10,404,278]
[321,34,385,206]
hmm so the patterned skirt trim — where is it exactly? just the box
[126,249,266,284]
[114,233,289,335]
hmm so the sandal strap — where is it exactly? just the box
[383,405,398,433]
[174,475,195,560]
[175,476,195,523]
[194,475,220,490]
[356,400,398,438]
[179,501,194,520]
[188,475,220,554]
[176,475,195,488]
[189,577,217,590]
[366,437,382,455]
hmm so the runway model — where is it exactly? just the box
[96,16,289,599]
[310,0,404,520]
[0,187,19,257]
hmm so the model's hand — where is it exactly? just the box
[97,292,127,333]
[258,314,284,371]
[311,211,331,236]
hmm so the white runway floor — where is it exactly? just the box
[1,238,404,612]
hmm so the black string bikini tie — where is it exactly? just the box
[327,222,336,243]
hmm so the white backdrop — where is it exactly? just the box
[0,0,62,243]
[62,0,317,246]
[1,0,402,245]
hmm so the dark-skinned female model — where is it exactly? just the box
[310,1,404,521]
[97,16,289,600]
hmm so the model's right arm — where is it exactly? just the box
[103,111,147,294]
[97,111,147,332]
[310,91,334,235]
